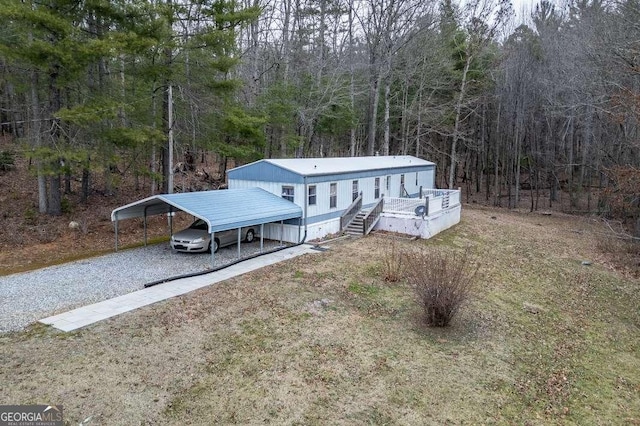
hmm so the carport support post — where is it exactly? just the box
[280,220,284,245]
[260,224,264,252]
[237,227,241,258]
[143,207,148,246]
[210,231,215,267]
[114,212,119,252]
[168,209,173,236]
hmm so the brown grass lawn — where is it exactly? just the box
[1,206,639,425]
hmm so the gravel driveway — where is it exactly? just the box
[0,240,286,333]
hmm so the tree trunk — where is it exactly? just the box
[478,100,486,194]
[161,0,174,194]
[248,0,261,106]
[348,0,356,157]
[400,83,409,155]
[47,174,62,216]
[449,56,471,189]
[367,71,380,156]
[81,164,90,203]
[415,91,422,157]
[514,114,522,208]
[383,77,391,156]
[47,60,62,215]
[162,89,171,194]
[30,69,47,213]
[151,82,158,195]
[64,171,71,194]
[494,101,502,206]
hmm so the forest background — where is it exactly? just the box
[0,0,639,236]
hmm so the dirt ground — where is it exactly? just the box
[0,149,203,275]
[1,141,639,423]
[2,138,636,277]
[1,206,638,424]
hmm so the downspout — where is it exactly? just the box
[143,206,149,246]
[302,175,308,243]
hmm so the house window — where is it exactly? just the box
[308,185,317,206]
[374,177,380,199]
[352,180,359,201]
[416,172,419,186]
[329,183,337,208]
[282,185,294,202]
[386,175,391,191]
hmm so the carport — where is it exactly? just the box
[110,188,303,267]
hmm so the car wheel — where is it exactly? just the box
[245,229,255,243]
[209,238,220,253]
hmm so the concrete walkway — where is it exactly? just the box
[40,244,320,332]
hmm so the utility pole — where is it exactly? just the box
[168,84,174,194]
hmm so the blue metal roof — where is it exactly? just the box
[111,188,302,233]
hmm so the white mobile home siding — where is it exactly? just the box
[227,156,436,241]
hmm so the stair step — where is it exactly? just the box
[342,209,372,236]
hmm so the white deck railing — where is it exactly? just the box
[383,189,461,217]
[384,198,425,215]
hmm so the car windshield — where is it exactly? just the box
[189,219,208,230]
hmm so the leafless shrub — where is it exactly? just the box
[96,205,113,222]
[69,218,91,238]
[600,166,640,236]
[80,218,90,234]
[0,150,15,172]
[596,235,640,277]
[36,225,59,243]
[382,241,404,282]
[404,247,479,327]
[598,235,639,255]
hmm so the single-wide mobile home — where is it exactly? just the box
[227,155,436,242]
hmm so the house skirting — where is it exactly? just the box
[263,203,461,243]
[305,217,342,241]
[262,217,342,243]
[374,204,461,239]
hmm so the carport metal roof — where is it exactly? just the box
[111,187,302,233]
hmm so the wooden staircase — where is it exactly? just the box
[344,211,366,236]
[341,197,385,237]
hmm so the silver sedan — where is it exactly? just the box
[170,219,256,253]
